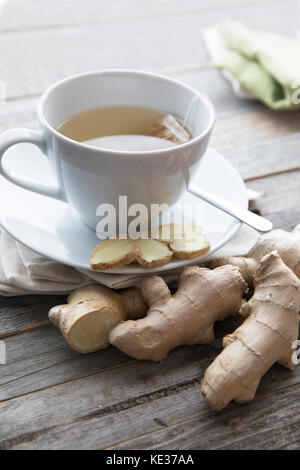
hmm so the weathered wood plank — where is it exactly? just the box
[0,0,286,32]
[214,109,300,148]
[247,170,300,216]
[4,356,300,450]
[2,17,209,99]
[0,294,66,338]
[112,383,300,450]
[0,343,221,443]
[1,382,202,450]
[1,324,300,449]
[267,208,300,231]
[0,325,136,401]
[221,132,300,181]
[0,96,38,133]
[1,1,298,99]
[211,109,300,180]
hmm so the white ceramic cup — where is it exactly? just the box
[0,69,215,229]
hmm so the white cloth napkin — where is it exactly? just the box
[0,224,259,296]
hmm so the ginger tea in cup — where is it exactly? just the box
[57,105,191,150]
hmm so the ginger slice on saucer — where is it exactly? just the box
[151,223,203,243]
[90,238,172,270]
[145,114,191,144]
[135,239,173,268]
[170,234,210,259]
[89,226,210,270]
[90,239,139,270]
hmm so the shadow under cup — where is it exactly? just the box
[39,70,215,230]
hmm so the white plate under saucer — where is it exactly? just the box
[0,145,247,274]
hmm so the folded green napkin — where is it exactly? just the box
[215,21,300,110]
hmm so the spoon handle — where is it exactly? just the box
[188,184,273,233]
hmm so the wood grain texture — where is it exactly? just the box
[267,208,300,231]
[0,325,135,401]
[113,382,300,450]
[0,294,65,338]
[2,344,300,450]
[214,109,300,148]
[7,379,300,450]
[247,170,300,216]
[0,0,285,32]
[0,345,213,445]
[1,344,300,450]
[5,383,204,450]
[221,132,300,181]
[1,1,298,99]
[0,96,38,133]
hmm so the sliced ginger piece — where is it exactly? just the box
[135,239,173,268]
[49,285,147,353]
[151,223,203,243]
[170,234,210,259]
[90,238,139,270]
[90,224,210,270]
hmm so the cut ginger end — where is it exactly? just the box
[89,227,211,270]
[67,306,121,352]
[151,223,203,243]
[90,238,139,270]
[170,235,210,259]
[136,239,172,268]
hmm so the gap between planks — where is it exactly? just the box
[0,357,139,405]
[2,2,298,100]
[107,381,300,450]
[0,377,202,450]
[244,166,300,183]
[0,0,286,34]
[4,367,300,450]
[0,321,50,340]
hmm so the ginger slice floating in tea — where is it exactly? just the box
[145,114,191,144]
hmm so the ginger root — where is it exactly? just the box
[201,251,300,411]
[49,285,147,353]
[109,265,246,361]
[151,223,203,243]
[210,224,300,287]
[90,238,139,270]
[170,235,210,259]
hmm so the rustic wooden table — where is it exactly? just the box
[1,0,300,450]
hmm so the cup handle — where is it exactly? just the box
[0,128,66,201]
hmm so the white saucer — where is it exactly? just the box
[0,145,247,274]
